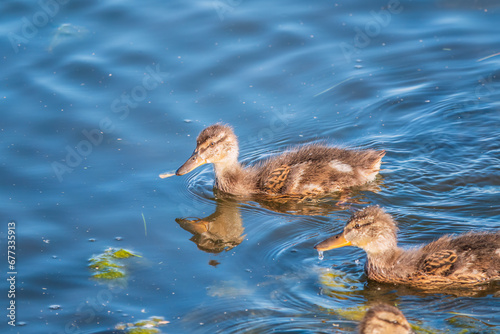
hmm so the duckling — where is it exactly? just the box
[359,304,413,334]
[172,124,385,197]
[315,206,500,289]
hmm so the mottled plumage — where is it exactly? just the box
[174,124,385,197]
[359,304,413,334]
[315,206,500,289]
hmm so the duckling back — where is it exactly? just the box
[415,231,500,284]
[255,144,385,195]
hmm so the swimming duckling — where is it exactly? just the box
[359,304,413,334]
[315,206,500,289]
[172,124,385,197]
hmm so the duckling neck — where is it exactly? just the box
[212,159,253,195]
[365,247,408,280]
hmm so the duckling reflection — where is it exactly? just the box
[252,180,384,216]
[176,200,245,253]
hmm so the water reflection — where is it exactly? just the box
[250,177,384,216]
[175,199,245,253]
[176,178,384,255]
[319,264,500,302]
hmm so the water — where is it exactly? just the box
[1,0,500,333]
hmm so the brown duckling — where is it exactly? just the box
[172,124,385,197]
[359,304,413,334]
[315,206,500,289]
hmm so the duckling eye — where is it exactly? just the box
[354,223,360,229]
[210,142,215,147]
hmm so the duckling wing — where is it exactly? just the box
[422,250,458,276]
[263,165,290,193]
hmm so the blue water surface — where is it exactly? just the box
[1,0,500,333]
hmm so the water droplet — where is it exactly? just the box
[317,250,324,260]
[49,305,61,310]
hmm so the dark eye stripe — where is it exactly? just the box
[351,221,373,229]
[198,135,227,154]
[375,315,402,326]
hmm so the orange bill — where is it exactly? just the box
[314,232,352,251]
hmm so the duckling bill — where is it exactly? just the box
[172,124,385,196]
[315,206,500,289]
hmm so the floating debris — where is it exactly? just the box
[209,259,220,267]
[477,51,500,62]
[314,77,354,97]
[159,171,176,179]
[142,212,147,237]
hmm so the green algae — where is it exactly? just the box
[89,248,140,280]
[127,328,160,334]
[93,270,125,279]
[113,249,139,259]
[115,316,169,334]
[446,315,498,333]
[411,324,441,334]
[332,305,369,322]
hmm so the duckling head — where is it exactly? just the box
[176,124,239,175]
[359,304,414,334]
[314,206,398,256]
